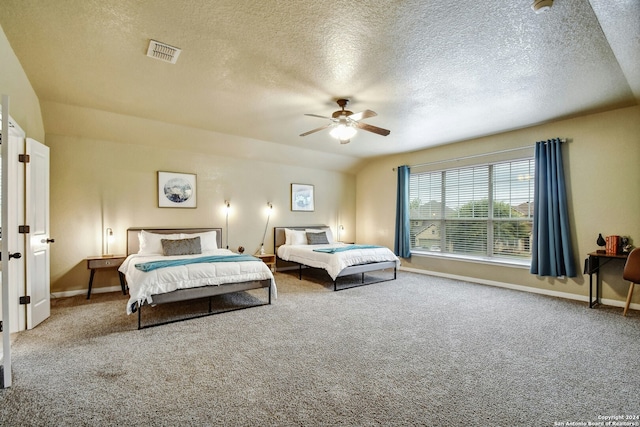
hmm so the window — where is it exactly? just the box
[409,158,534,263]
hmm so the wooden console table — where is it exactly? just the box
[584,251,629,308]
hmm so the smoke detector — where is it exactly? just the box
[146,40,181,64]
[531,0,553,13]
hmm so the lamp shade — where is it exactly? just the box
[330,124,357,141]
[104,227,114,256]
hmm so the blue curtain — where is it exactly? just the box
[394,165,411,258]
[530,139,576,277]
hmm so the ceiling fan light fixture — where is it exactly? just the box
[300,98,389,142]
[330,124,357,141]
[531,0,553,13]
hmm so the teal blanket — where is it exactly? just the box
[135,254,261,272]
[313,244,384,254]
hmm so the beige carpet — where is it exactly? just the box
[1,269,639,426]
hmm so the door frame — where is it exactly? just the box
[1,96,28,388]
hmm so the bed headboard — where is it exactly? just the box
[273,225,328,254]
[126,227,223,255]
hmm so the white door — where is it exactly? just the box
[25,138,50,329]
[2,117,26,334]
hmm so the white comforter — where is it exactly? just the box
[277,243,400,280]
[120,249,276,314]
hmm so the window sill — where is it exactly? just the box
[409,250,531,269]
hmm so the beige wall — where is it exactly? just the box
[356,105,640,305]
[0,24,44,142]
[45,104,356,294]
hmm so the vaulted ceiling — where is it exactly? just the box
[1,0,638,159]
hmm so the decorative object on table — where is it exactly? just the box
[157,171,197,208]
[237,246,245,254]
[291,184,314,211]
[621,236,633,253]
[596,233,606,253]
[605,235,621,255]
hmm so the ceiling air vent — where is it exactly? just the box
[146,40,181,64]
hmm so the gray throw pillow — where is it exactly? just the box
[306,231,329,245]
[161,237,202,256]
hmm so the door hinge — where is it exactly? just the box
[18,225,30,234]
[19,296,31,305]
[0,320,3,332]
[18,154,30,163]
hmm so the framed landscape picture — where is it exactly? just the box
[291,183,314,211]
[158,171,197,208]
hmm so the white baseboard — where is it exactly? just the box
[399,266,638,311]
[51,285,123,299]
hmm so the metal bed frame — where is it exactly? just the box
[273,226,397,291]
[126,227,272,329]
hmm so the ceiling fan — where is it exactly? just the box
[299,99,390,144]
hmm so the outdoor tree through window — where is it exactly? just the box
[409,159,534,262]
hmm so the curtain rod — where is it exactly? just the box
[394,138,567,171]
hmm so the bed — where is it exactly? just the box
[274,226,399,291]
[120,227,275,329]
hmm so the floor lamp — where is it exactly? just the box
[259,202,273,255]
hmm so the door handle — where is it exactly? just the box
[41,238,55,244]
[9,252,22,260]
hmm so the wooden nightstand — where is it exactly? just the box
[86,255,127,299]
[255,253,276,272]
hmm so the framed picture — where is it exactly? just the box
[291,183,314,211]
[158,171,197,208]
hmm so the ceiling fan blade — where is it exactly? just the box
[304,113,333,120]
[348,109,377,122]
[300,123,332,137]
[354,121,390,136]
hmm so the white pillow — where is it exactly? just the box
[138,230,183,255]
[284,228,307,245]
[183,231,218,252]
[306,228,334,243]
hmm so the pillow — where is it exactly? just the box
[138,230,183,255]
[161,237,202,256]
[284,228,307,245]
[306,228,334,243]
[306,231,329,245]
[183,231,217,251]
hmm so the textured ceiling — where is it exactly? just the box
[0,0,638,159]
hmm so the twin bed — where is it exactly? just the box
[120,227,275,329]
[274,226,400,291]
